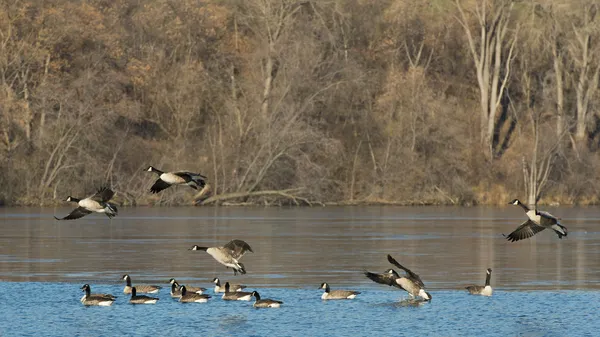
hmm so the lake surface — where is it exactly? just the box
[0,206,599,336]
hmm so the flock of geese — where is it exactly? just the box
[62,167,569,307]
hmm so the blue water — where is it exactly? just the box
[0,282,596,336]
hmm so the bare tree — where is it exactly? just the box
[455,0,518,159]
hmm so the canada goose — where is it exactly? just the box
[80,284,115,306]
[251,291,283,308]
[54,187,118,220]
[505,199,568,242]
[364,268,404,290]
[179,285,211,303]
[122,274,161,294]
[190,239,253,275]
[386,255,432,301]
[319,283,360,300]
[466,268,493,296]
[145,166,207,194]
[212,278,247,293]
[129,287,159,304]
[169,278,206,297]
[221,282,253,301]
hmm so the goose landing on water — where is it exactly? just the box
[54,187,118,220]
[466,268,493,296]
[319,283,360,300]
[145,166,207,194]
[504,199,568,242]
[385,255,431,301]
[190,239,253,275]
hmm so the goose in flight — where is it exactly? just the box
[145,166,207,194]
[54,187,118,220]
[465,268,493,296]
[385,254,431,301]
[504,199,567,242]
[190,239,253,275]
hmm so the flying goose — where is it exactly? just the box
[212,277,246,293]
[179,285,211,303]
[364,268,404,290]
[80,284,116,306]
[54,187,118,220]
[386,255,432,301]
[504,199,568,242]
[319,282,360,300]
[169,278,206,297]
[251,291,283,308]
[221,282,253,301]
[145,166,207,194]
[466,268,493,296]
[129,287,159,304]
[190,239,253,275]
[122,274,161,294]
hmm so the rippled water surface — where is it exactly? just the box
[1,206,599,336]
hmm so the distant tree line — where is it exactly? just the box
[1,0,599,206]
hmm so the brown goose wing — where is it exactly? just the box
[364,271,397,287]
[387,254,425,288]
[54,207,92,220]
[223,239,253,259]
[504,220,547,242]
[91,187,114,203]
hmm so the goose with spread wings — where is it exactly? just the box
[504,199,567,242]
[145,166,207,194]
[54,187,118,220]
[190,239,253,275]
[383,254,431,301]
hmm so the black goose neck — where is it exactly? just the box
[485,272,492,286]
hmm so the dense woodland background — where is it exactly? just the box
[1,0,600,206]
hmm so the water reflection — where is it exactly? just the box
[0,206,599,290]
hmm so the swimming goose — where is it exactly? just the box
[364,268,403,290]
[212,278,247,293]
[190,239,253,275]
[319,283,360,300]
[179,285,211,303]
[54,187,118,220]
[386,254,432,301]
[221,282,253,301]
[122,274,161,294]
[251,291,283,308]
[466,268,493,296]
[129,287,159,304]
[505,199,568,242]
[169,278,206,296]
[80,284,116,306]
[145,166,207,194]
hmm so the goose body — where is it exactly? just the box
[55,187,118,220]
[190,239,253,275]
[169,278,205,297]
[129,287,159,304]
[146,166,207,194]
[251,291,283,308]
[221,282,253,301]
[505,199,568,242]
[122,274,161,294]
[179,285,211,303]
[466,268,493,296]
[212,278,246,293]
[319,282,360,300]
[386,255,431,301]
[80,284,115,306]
